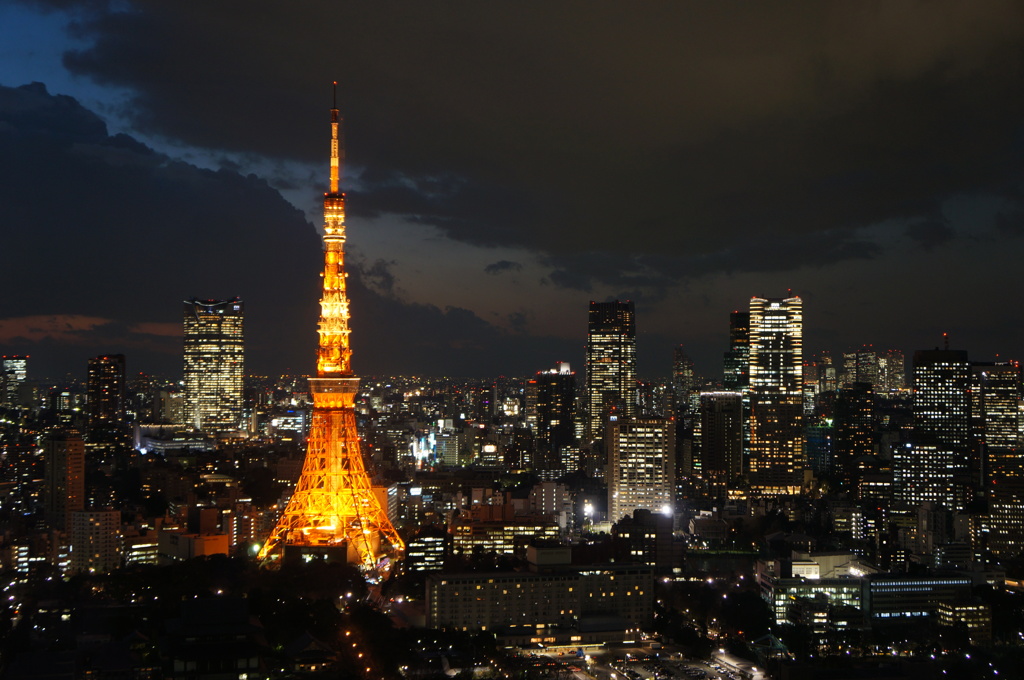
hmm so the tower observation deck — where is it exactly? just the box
[258,86,404,576]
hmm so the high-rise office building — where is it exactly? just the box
[878,350,906,391]
[183,298,244,432]
[834,382,875,493]
[988,480,1024,558]
[814,351,838,394]
[606,417,675,523]
[585,301,636,442]
[1,355,28,408]
[722,312,750,391]
[86,354,126,427]
[672,346,695,416]
[841,348,879,389]
[972,361,1021,482]
[697,392,744,500]
[528,363,576,479]
[43,430,85,532]
[894,349,971,510]
[748,295,804,496]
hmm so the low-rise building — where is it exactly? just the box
[426,563,654,644]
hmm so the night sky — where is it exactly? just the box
[2,1,1024,381]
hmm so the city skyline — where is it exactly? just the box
[3,3,1024,379]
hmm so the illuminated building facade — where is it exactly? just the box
[895,349,971,510]
[612,508,674,571]
[814,350,838,394]
[1,355,28,407]
[528,363,576,478]
[972,361,1021,481]
[672,346,695,417]
[722,312,750,391]
[841,348,878,389]
[697,391,744,499]
[183,298,244,432]
[451,517,560,557]
[987,479,1024,557]
[86,354,126,427]
[43,430,85,532]
[585,301,636,443]
[748,295,804,496]
[878,349,906,391]
[70,509,121,575]
[426,564,654,638]
[258,89,404,573]
[937,600,992,645]
[606,417,675,523]
[834,382,874,493]
[406,525,449,572]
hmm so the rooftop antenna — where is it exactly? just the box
[943,332,949,351]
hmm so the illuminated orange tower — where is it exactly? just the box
[258,86,404,574]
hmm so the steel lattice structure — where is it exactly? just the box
[258,87,404,574]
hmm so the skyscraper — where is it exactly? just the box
[183,298,244,432]
[878,350,906,391]
[894,349,971,510]
[528,362,576,479]
[43,430,85,532]
[606,416,675,523]
[87,354,126,427]
[748,295,804,496]
[841,347,879,389]
[672,346,696,417]
[259,88,403,573]
[834,381,875,493]
[585,301,636,443]
[814,350,838,394]
[722,312,750,392]
[697,391,744,500]
[1,355,28,408]
[972,361,1021,482]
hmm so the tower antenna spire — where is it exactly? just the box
[329,81,343,195]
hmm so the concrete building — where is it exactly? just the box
[606,417,675,523]
[70,509,121,574]
[426,562,654,643]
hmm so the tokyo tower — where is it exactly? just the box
[258,86,404,575]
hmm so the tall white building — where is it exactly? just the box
[183,298,244,432]
[748,295,804,496]
[606,417,675,524]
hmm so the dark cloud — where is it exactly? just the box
[995,209,1024,236]
[8,3,1024,379]
[905,217,955,250]
[29,0,1024,278]
[357,258,398,296]
[541,229,881,301]
[0,82,320,376]
[0,82,567,378]
[347,267,575,377]
[484,260,523,275]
